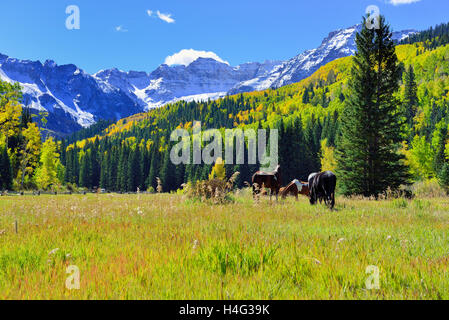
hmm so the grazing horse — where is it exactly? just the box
[308,173,322,202]
[308,171,337,209]
[308,172,328,204]
[252,165,282,201]
[280,179,309,200]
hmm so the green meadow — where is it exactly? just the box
[0,193,449,299]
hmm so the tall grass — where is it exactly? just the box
[413,179,448,198]
[0,192,448,299]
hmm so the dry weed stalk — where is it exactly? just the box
[156,177,163,193]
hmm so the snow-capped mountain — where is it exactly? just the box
[229,25,417,94]
[94,58,282,109]
[0,24,416,135]
[0,53,280,135]
[0,53,142,134]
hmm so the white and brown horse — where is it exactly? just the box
[280,179,309,200]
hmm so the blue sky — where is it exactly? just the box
[0,0,448,74]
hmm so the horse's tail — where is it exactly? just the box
[251,172,258,185]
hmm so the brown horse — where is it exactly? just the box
[280,179,309,200]
[252,165,281,201]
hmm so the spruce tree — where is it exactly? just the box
[90,139,100,188]
[140,148,150,190]
[109,148,118,191]
[160,148,176,192]
[336,15,410,197]
[118,147,129,192]
[238,162,251,188]
[304,118,321,174]
[278,118,308,182]
[291,117,308,180]
[403,65,418,139]
[278,120,290,182]
[64,149,73,184]
[20,107,32,129]
[175,162,185,187]
[433,123,448,175]
[100,152,109,190]
[60,139,66,166]
[79,151,91,188]
[146,149,159,191]
[438,163,449,194]
[127,148,141,192]
[302,87,309,104]
[0,146,13,190]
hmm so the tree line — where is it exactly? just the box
[61,112,338,192]
[401,22,449,51]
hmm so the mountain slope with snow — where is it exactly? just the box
[0,55,142,135]
[229,25,417,94]
[94,58,282,109]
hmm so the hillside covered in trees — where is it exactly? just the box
[401,22,449,50]
[1,21,449,195]
[60,39,449,194]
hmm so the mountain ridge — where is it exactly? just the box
[0,24,417,135]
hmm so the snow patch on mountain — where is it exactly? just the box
[94,57,283,110]
[229,25,417,94]
[0,56,142,134]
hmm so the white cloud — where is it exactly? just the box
[115,25,128,32]
[164,49,230,66]
[388,0,421,5]
[147,9,175,23]
[156,10,175,23]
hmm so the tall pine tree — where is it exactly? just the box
[100,152,109,190]
[336,15,410,197]
[160,148,177,192]
[403,65,418,140]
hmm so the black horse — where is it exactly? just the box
[252,165,282,201]
[308,171,337,209]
